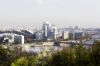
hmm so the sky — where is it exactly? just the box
[0,0,99,29]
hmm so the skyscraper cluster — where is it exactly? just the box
[42,21,58,41]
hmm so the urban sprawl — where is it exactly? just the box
[0,21,100,55]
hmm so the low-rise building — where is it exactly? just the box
[14,35,24,44]
[0,33,24,44]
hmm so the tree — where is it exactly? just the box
[11,57,28,66]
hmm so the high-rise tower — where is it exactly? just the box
[42,21,51,40]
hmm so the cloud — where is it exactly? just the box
[33,0,62,5]
[33,0,44,5]
[36,0,44,5]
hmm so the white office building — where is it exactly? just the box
[0,33,24,44]
[42,21,51,40]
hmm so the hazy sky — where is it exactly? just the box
[0,0,99,29]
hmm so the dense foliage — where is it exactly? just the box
[43,44,100,66]
[0,42,100,66]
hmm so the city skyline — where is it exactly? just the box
[0,0,99,29]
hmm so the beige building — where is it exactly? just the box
[62,31,69,40]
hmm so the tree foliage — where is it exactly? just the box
[0,42,100,66]
[43,44,100,66]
